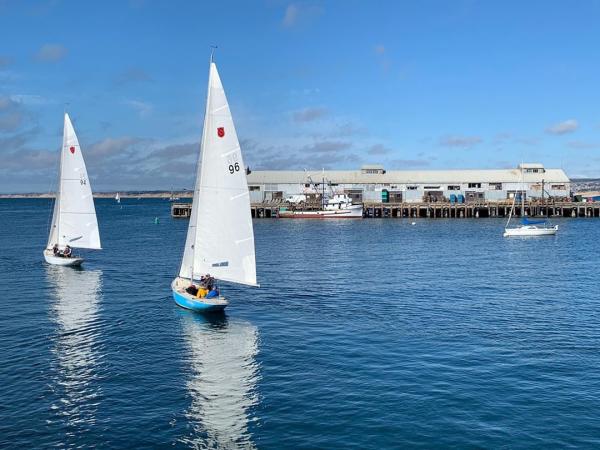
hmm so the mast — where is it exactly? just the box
[321,168,326,210]
[542,178,545,218]
[521,164,525,218]
[55,114,67,247]
[186,49,217,282]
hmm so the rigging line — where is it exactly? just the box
[45,144,62,245]
[230,192,249,200]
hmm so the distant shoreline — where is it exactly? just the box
[0,192,194,199]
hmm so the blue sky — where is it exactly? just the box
[1,0,600,192]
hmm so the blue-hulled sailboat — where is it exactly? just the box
[171,55,258,312]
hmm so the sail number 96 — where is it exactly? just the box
[228,162,240,174]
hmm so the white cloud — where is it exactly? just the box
[567,140,599,150]
[281,3,323,28]
[292,107,328,123]
[546,119,578,135]
[35,44,67,62]
[123,99,153,117]
[439,135,482,148]
[282,4,299,27]
[367,144,391,155]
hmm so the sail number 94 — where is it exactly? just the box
[228,162,240,174]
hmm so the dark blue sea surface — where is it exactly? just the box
[1,198,599,448]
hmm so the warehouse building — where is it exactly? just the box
[246,163,571,204]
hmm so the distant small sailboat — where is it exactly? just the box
[172,56,258,312]
[44,113,102,266]
[504,165,558,237]
[115,192,120,203]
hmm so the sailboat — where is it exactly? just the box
[503,165,558,237]
[44,113,102,266]
[115,192,120,203]
[171,57,258,312]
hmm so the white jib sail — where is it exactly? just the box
[179,62,257,287]
[47,113,101,250]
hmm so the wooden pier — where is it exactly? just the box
[171,202,193,218]
[172,201,600,219]
[360,201,600,218]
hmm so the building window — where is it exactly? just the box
[407,185,418,190]
[489,183,502,190]
[468,183,482,189]
[249,186,261,191]
[551,184,566,190]
[304,183,311,188]
[424,186,440,190]
[447,185,460,190]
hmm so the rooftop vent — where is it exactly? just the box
[361,165,386,175]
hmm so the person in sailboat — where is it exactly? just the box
[186,283,199,296]
[63,245,72,258]
[53,243,59,256]
[199,274,215,290]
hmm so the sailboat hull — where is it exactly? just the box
[43,250,84,266]
[171,278,228,313]
[503,225,558,237]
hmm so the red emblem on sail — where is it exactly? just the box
[217,127,225,138]
[69,146,76,154]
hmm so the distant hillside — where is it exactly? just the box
[572,179,600,192]
[0,191,194,199]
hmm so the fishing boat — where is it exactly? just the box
[279,193,363,218]
[43,113,102,266]
[171,56,258,313]
[504,166,558,237]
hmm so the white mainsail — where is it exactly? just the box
[47,113,101,250]
[179,62,257,287]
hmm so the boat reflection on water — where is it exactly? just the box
[178,311,260,449]
[46,266,103,432]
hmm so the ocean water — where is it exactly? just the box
[1,198,600,448]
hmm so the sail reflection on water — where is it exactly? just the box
[179,312,260,449]
[46,266,103,430]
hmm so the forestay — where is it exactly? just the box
[179,62,257,287]
[47,113,101,250]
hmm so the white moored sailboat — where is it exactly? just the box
[172,56,258,312]
[115,192,120,203]
[503,165,558,237]
[44,113,102,266]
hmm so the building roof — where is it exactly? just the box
[247,165,570,185]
